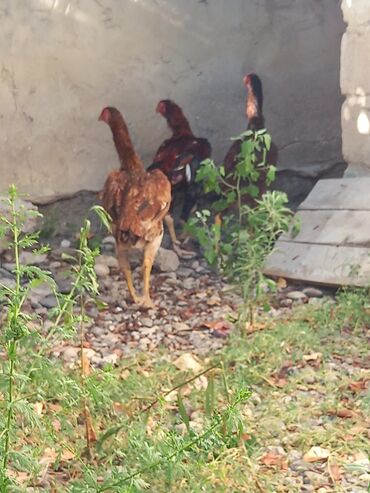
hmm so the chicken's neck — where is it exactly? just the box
[167,114,193,138]
[110,118,144,176]
[246,92,265,131]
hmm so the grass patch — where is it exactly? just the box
[3,292,369,492]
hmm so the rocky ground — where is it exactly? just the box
[0,233,329,366]
[0,233,369,492]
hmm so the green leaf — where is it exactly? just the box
[266,165,276,185]
[177,391,190,433]
[91,205,112,232]
[205,376,215,418]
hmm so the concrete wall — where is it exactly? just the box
[341,0,370,176]
[1,0,344,203]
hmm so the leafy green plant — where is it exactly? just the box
[0,185,55,489]
[186,129,295,323]
[0,185,111,489]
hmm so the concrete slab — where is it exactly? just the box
[264,178,370,286]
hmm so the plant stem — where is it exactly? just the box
[2,345,16,471]
[141,363,219,413]
[236,175,242,228]
[2,192,22,476]
[98,413,224,492]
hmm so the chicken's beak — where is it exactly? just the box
[156,102,166,115]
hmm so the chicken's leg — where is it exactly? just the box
[140,234,163,309]
[164,214,195,259]
[116,243,140,304]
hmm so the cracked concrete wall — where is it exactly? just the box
[0,0,344,203]
[341,0,370,176]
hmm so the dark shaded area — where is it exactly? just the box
[273,161,347,210]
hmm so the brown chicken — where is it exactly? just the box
[148,99,212,257]
[223,73,278,202]
[99,107,171,308]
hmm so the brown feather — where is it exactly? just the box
[99,106,171,306]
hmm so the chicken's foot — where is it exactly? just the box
[165,214,196,259]
[116,244,141,304]
[139,234,163,309]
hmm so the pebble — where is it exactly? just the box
[61,346,80,362]
[55,275,73,294]
[286,290,308,301]
[280,298,293,308]
[2,263,15,272]
[290,460,308,473]
[49,261,62,269]
[301,485,315,492]
[177,267,194,277]
[96,255,119,269]
[303,287,323,298]
[60,239,71,248]
[19,252,47,265]
[102,236,115,245]
[0,277,16,289]
[94,263,110,277]
[40,295,58,309]
[287,450,302,462]
[101,353,119,365]
[304,471,327,487]
[154,247,180,272]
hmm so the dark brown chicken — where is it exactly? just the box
[99,107,171,308]
[223,73,278,202]
[148,100,212,257]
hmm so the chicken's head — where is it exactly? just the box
[98,107,120,124]
[156,100,171,117]
[243,73,261,88]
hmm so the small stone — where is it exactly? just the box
[288,450,302,462]
[0,277,16,289]
[96,255,118,269]
[141,318,153,328]
[173,322,191,332]
[104,333,120,345]
[60,239,71,248]
[28,282,54,307]
[308,297,325,305]
[301,486,315,492]
[56,278,72,294]
[280,298,293,308]
[183,278,195,290]
[101,353,119,365]
[266,445,287,456]
[102,236,115,245]
[177,267,194,277]
[304,471,327,487]
[286,290,308,301]
[19,251,47,265]
[175,423,187,435]
[94,263,110,277]
[154,248,180,272]
[61,346,79,362]
[2,263,15,272]
[40,294,58,309]
[303,287,323,298]
[49,261,61,269]
[0,267,15,279]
